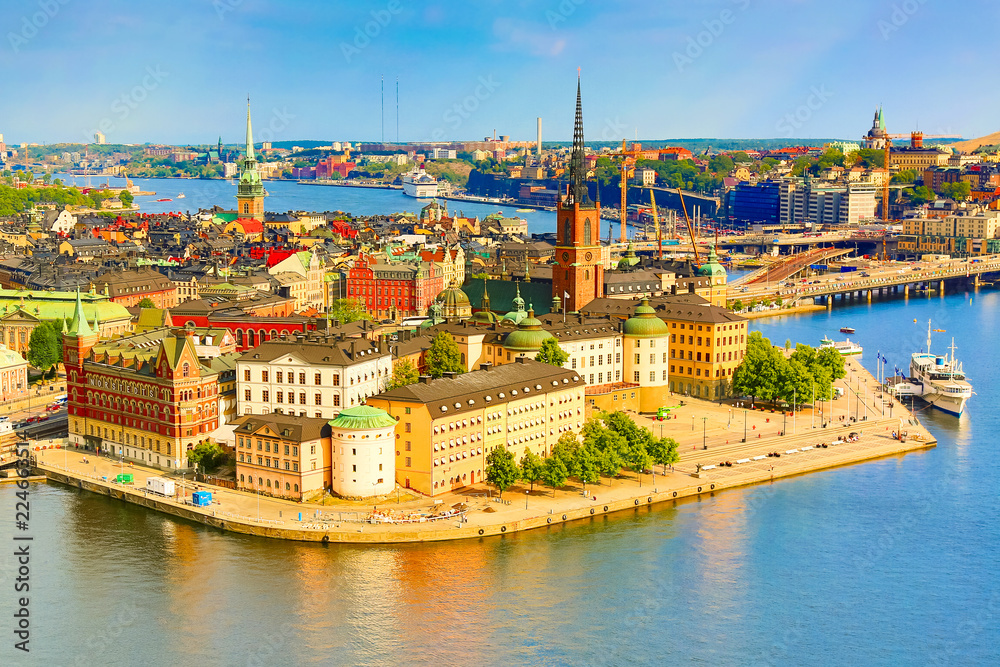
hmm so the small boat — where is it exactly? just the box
[933,328,945,332]
[839,326,855,334]
[820,336,863,356]
[156,198,172,202]
[176,193,186,199]
[516,208,533,212]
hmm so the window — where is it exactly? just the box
[244,389,251,401]
[262,390,269,402]
[405,456,412,467]
[405,422,411,433]
[244,369,251,381]
[405,407,411,414]
[265,442,271,452]
[276,371,283,383]
[634,354,640,364]
[292,446,298,456]
[261,370,269,382]
[293,463,298,472]
[310,445,316,454]
[634,371,640,382]
[288,393,295,404]
[571,358,577,369]
[299,372,306,384]
[333,374,340,386]
[333,394,341,407]
[299,392,306,405]
[352,464,357,472]
[650,354,655,364]
[314,373,322,385]
[650,371,655,382]
[315,393,322,405]
[405,441,411,451]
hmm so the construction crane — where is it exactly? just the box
[611,140,684,243]
[649,189,661,260]
[878,130,959,223]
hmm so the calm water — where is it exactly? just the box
[3,258,999,665]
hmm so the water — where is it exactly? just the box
[59,173,559,235]
[3,267,999,665]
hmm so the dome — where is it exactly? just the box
[502,309,555,352]
[435,280,472,320]
[697,244,727,278]
[623,298,669,338]
[328,405,397,430]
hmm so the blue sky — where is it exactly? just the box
[1,0,996,145]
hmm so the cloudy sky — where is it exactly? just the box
[0,0,994,145]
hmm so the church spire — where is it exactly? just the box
[245,97,255,160]
[569,75,591,206]
[67,288,93,337]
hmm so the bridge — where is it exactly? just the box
[741,247,853,286]
[730,255,1000,309]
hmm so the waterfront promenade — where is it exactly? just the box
[31,359,934,543]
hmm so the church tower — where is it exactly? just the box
[236,100,266,221]
[63,289,99,432]
[552,77,603,313]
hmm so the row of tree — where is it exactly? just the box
[485,411,680,497]
[731,332,846,406]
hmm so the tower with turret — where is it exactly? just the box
[237,100,266,221]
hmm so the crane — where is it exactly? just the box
[877,130,960,223]
[649,189,661,260]
[610,140,684,243]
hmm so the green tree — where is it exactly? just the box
[535,337,569,367]
[904,185,935,205]
[732,331,785,402]
[855,148,885,169]
[708,154,734,173]
[574,443,602,490]
[519,448,544,492]
[541,455,569,493]
[136,297,155,308]
[625,440,652,477]
[731,299,743,312]
[27,322,61,380]
[647,437,679,474]
[328,298,372,324]
[188,441,226,472]
[940,181,971,201]
[425,331,465,378]
[891,169,918,184]
[119,190,134,207]
[386,359,419,390]
[485,447,520,498]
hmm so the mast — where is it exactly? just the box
[926,319,932,354]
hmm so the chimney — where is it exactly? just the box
[515,355,526,364]
[479,362,493,371]
[418,375,432,384]
[443,371,458,379]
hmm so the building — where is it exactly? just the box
[236,334,392,418]
[232,413,330,501]
[268,251,325,312]
[0,289,132,346]
[658,300,747,399]
[0,344,28,408]
[367,359,586,496]
[729,181,781,226]
[91,267,178,309]
[328,405,397,498]
[236,102,266,221]
[64,293,232,470]
[347,253,444,321]
[552,80,604,313]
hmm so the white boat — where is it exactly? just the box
[819,336,863,356]
[907,320,972,416]
[176,193,186,199]
[402,165,439,198]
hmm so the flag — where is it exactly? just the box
[564,291,570,299]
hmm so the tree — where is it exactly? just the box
[541,455,569,493]
[891,168,918,184]
[119,190,134,207]
[328,298,372,324]
[855,148,885,169]
[732,331,784,402]
[574,443,602,490]
[27,322,60,380]
[188,441,226,472]
[731,299,743,312]
[904,185,935,206]
[625,440,652,477]
[386,359,418,390]
[647,437,679,474]
[425,331,465,378]
[940,181,971,202]
[708,154,734,173]
[136,297,155,308]
[535,337,568,367]
[485,447,519,498]
[519,448,544,492]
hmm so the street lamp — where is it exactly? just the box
[743,409,748,443]
[525,489,529,510]
[702,416,708,450]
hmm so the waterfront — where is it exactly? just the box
[3,290,999,665]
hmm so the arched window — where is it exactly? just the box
[563,220,571,245]
[182,363,190,378]
[248,330,256,347]
[285,482,290,490]
[236,330,244,346]
[294,484,299,492]
[583,219,591,245]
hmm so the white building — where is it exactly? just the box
[327,405,397,498]
[236,336,392,419]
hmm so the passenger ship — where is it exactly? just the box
[401,165,439,198]
[908,321,973,416]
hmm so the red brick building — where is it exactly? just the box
[347,253,443,320]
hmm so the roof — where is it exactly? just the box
[623,298,669,338]
[375,359,582,417]
[233,413,329,443]
[328,405,397,430]
[463,279,553,316]
[238,337,388,367]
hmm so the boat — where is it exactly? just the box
[905,320,973,416]
[176,193,186,199]
[401,165,439,198]
[839,326,855,334]
[516,208,533,212]
[819,336,863,356]
[156,198,172,202]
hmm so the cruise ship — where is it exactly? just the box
[401,165,439,198]
[907,321,973,416]
[819,336,863,356]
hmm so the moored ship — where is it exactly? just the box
[907,321,972,416]
[819,336,863,356]
[402,165,439,198]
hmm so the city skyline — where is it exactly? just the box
[0,0,997,145]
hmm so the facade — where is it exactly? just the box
[328,405,397,498]
[0,344,29,407]
[0,289,132,339]
[729,181,781,226]
[91,267,179,309]
[347,253,443,320]
[236,335,392,418]
[233,414,330,501]
[267,251,325,311]
[660,302,747,399]
[552,81,604,313]
[65,294,231,469]
[368,359,585,497]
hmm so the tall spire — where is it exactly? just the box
[67,288,94,337]
[245,97,255,160]
[481,275,491,311]
[570,74,591,206]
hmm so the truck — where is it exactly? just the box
[145,476,175,497]
[114,473,134,484]
[191,490,213,507]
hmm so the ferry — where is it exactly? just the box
[839,326,856,334]
[401,165,439,198]
[819,336,863,356]
[906,321,973,416]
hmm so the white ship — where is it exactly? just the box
[907,321,972,416]
[819,335,863,356]
[402,165,439,198]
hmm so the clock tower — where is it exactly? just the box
[552,78,602,314]
[236,99,266,222]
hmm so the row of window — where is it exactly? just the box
[239,475,299,493]
[670,365,736,378]
[671,349,741,363]
[238,453,300,471]
[245,370,334,386]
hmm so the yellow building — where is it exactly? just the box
[368,359,585,497]
[659,302,747,400]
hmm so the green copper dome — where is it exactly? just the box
[623,298,669,338]
[502,308,555,352]
[697,244,727,278]
[328,405,397,430]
